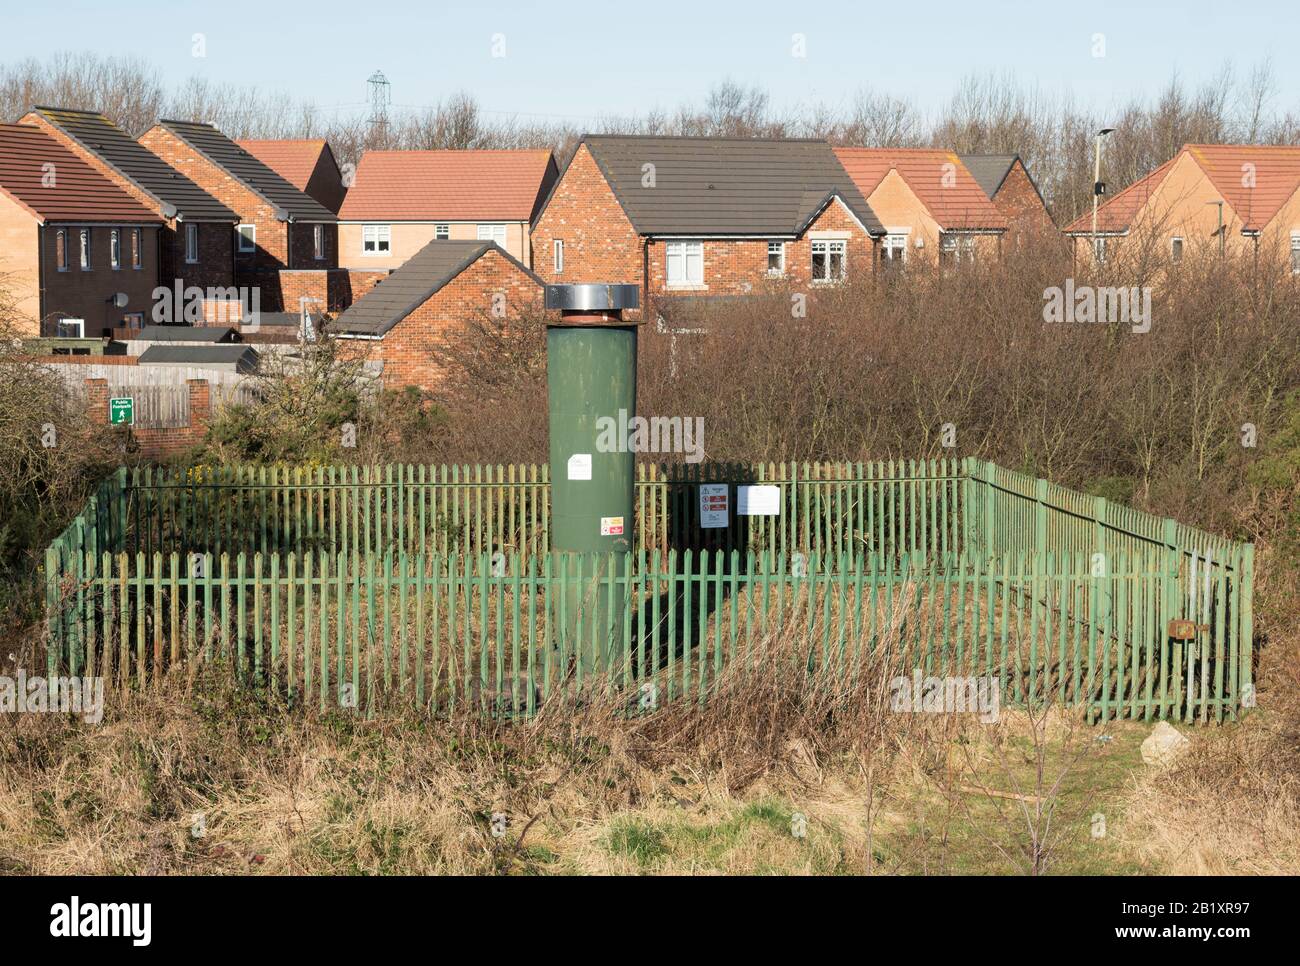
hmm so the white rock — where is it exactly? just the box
[1140,721,1190,766]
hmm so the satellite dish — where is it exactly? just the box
[112,292,129,308]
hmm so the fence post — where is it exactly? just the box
[1160,517,1179,720]
[1240,542,1255,714]
[1092,495,1108,572]
[983,461,995,559]
[1034,478,1048,559]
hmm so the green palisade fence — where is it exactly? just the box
[42,458,1253,723]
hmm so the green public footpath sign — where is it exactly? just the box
[109,397,134,426]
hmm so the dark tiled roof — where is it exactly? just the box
[959,155,1020,200]
[137,344,259,368]
[0,123,162,223]
[136,325,235,342]
[331,240,541,337]
[577,135,884,236]
[155,120,337,223]
[29,107,237,222]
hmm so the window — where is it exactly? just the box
[131,228,142,269]
[55,317,84,339]
[313,224,325,261]
[939,233,976,265]
[1171,237,1184,263]
[122,312,144,330]
[110,228,121,270]
[1291,232,1299,275]
[476,224,507,245]
[434,224,450,240]
[553,239,564,274]
[362,224,390,255]
[879,234,906,270]
[665,240,704,286]
[55,229,68,271]
[813,239,847,282]
[766,240,785,275]
[185,223,199,263]
[79,229,91,270]
[1092,236,1107,264]
[236,224,256,253]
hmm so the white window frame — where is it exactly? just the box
[434,224,450,240]
[476,223,507,245]
[313,223,326,261]
[55,317,85,339]
[939,233,976,265]
[185,222,199,263]
[879,233,907,266]
[56,228,68,272]
[79,229,91,271]
[812,239,848,282]
[1093,236,1107,264]
[236,223,256,253]
[766,240,785,276]
[131,227,142,269]
[362,224,390,255]
[1290,231,1300,275]
[110,228,121,270]
[665,240,704,287]
[553,238,564,275]
[1171,236,1184,263]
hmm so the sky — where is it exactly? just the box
[6,0,1298,124]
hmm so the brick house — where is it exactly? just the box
[960,154,1057,249]
[530,135,885,316]
[0,123,162,339]
[834,148,1007,268]
[1063,144,1300,272]
[237,138,347,214]
[329,239,543,391]
[22,106,238,297]
[138,120,339,310]
[337,150,557,271]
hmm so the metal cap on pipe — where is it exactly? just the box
[544,283,640,312]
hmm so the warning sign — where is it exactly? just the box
[600,516,624,536]
[699,483,729,529]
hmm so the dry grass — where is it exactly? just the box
[0,617,1179,876]
[1119,627,1300,876]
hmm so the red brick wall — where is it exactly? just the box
[643,200,877,297]
[139,126,292,283]
[530,143,645,290]
[992,160,1059,250]
[85,377,211,459]
[20,111,235,291]
[288,221,338,269]
[342,248,543,391]
[39,224,162,336]
[532,144,878,309]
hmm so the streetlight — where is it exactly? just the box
[1091,127,1115,264]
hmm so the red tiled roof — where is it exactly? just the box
[1063,144,1300,234]
[1184,144,1300,232]
[0,123,161,223]
[1063,158,1175,234]
[834,147,1008,230]
[236,138,331,192]
[338,149,554,221]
